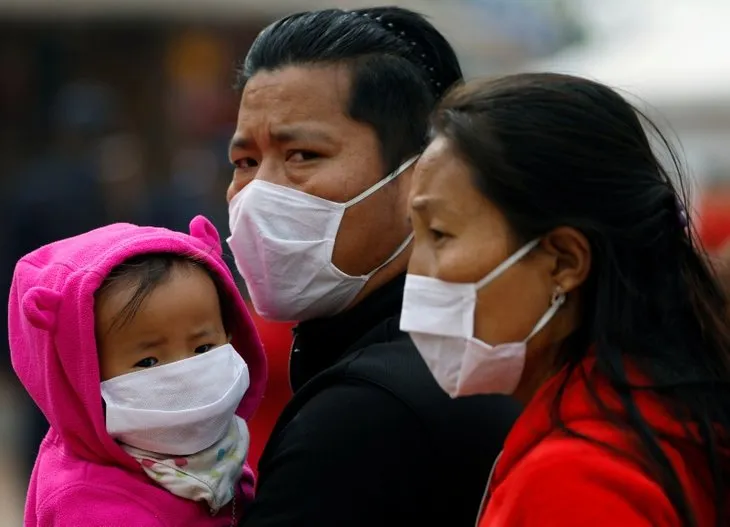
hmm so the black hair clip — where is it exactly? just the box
[360,12,438,91]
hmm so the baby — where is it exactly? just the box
[9,215,266,526]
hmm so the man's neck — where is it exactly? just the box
[345,243,411,311]
[289,273,407,391]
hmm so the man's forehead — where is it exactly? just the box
[239,64,351,119]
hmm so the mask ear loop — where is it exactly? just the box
[526,286,566,341]
[364,232,415,279]
[347,155,419,278]
[344,156,419,208]
[476,239,541,290]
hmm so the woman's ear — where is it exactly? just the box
[541,227,591,293]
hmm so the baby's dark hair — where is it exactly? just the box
[95,253,232,333]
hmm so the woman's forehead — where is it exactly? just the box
[413,139,470,197]
[411,137,499,220]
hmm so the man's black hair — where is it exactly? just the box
[237,7,463,173]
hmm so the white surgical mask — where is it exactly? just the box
[101,344,249,456]
[227,157,418,322]
[400,239,565,398]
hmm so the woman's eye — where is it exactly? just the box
[134,357,159,368]
[194,344,216,354]
[233,157,259,169]
[430,228,448,241]
[287,150,320,162]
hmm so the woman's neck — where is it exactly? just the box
[512,342,563,406]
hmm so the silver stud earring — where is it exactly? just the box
[551,286,566,305]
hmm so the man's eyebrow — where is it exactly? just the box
[229,127,336,150]
[271,126,336,143]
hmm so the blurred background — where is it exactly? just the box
[0,0,727,524]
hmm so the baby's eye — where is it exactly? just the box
[134,357,159,368]
[194,344,216,354]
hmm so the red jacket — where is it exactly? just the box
[244,305,294,475]
[698,189,730,252]
[479,358,727,527]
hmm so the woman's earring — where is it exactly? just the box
[551,285,566,306]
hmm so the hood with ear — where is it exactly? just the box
[8,215,266,470]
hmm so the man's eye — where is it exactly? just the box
[287,150,320,162]
[233,157,259,169]
[134,357,159,368]
[194,344,216,354]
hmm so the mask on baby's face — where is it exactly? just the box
[101,344,249,455]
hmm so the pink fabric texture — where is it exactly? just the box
[9,215,267,527]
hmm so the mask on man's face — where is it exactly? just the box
[226,156,418,322]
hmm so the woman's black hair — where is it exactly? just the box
[237,7,462,173]
[95,253,231,333]
[432,73,730,526]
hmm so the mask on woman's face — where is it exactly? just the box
[400,239,565,398]
[226,157,418,322]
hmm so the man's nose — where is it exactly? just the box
[253,159,290,187]
[226,178,247,203]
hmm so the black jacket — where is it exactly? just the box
[239,275,521,526]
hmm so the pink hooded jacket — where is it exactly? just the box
[8,215,267,527]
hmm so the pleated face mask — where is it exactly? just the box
[101,344,249,455]
[400,239,565,398]
[227,157,418,322]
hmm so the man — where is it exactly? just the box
[226,8,520,526]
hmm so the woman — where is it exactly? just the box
[401,73,730,526]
